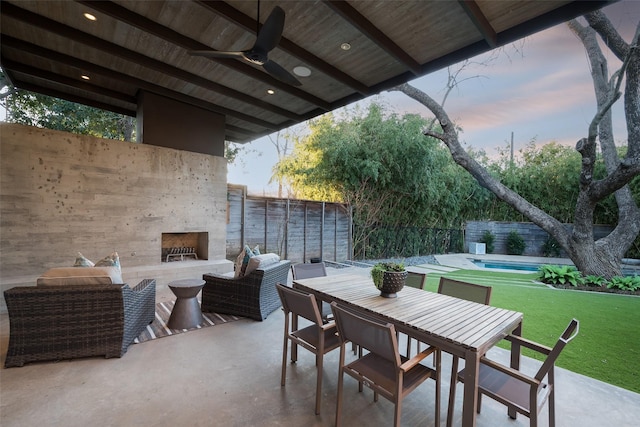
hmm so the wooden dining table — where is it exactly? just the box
[293,273,524,427]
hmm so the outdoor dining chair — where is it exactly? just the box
[291,261,327,279]
[448,318,580,427]
[438,277,492,305]
[276,283,341,415]
[291,262,333,321]
[330,302,441,427]
[405,271,427,290]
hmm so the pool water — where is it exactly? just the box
[472,260,542,272]
[472,259,639,276]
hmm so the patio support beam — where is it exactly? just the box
[1,58,137,105]
[9,79,134,117]
[458,0,497,48]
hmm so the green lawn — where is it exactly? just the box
[420,268,640,394]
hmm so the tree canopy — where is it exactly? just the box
[275,103,486,226]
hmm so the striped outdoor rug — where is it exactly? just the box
[133,300,240,344]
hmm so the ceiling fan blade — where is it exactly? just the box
[263,60,302,86]
[253,6,285,54]
[189,50,244,59]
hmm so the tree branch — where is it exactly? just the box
[391,83,570,247]
[585,10,630,61]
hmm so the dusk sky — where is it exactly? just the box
[229,1,639,195]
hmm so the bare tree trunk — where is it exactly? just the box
[119,116,135,142]
[391,12,640,278]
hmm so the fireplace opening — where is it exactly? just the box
[161,232,208,262]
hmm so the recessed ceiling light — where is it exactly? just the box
[81,75,90,80]
[293,66,311,77]
[83,12,97,21]
[267,89,275,95]
[340,42,351,51]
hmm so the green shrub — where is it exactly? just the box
[607,275,640,291]
[584,275,607,287]
[506,230,526,255]
[542,235,561,257]
[479,230,495,254]
[538,264,584,286]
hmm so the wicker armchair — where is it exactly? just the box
[4,279,156,368]
[202,260,291,321]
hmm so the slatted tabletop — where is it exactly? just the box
[293,273,524,427]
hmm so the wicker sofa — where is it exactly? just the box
[4,278,156,368]
[202,260,291,321]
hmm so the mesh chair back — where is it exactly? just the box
[406,271,427,289]
[438,277,492,304]
[291,262,327,279]
[535,318,579,382]
[276,284,324,325]
[331,303,400,365]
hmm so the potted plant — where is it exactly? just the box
[371,261,407,298]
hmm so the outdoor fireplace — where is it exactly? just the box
[161,232,208,262]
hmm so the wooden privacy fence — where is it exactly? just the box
[227,185,352,263]
[465,221,615,256]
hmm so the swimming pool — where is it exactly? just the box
[471,259,545,272]
[472,259,639,276]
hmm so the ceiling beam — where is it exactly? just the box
[11,78,136,117]
[1,58,137,105]
[195,0,370,95]
[77,0,331,109]
[323,0,422,76]
[458,0,497,48]
[0,35,282,132]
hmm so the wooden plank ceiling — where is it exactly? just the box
[0,0,612,144]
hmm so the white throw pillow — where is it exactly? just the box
[95,251,121,272]
[73,252,95,267]
[244,253,281,276]
[37,266,124,286]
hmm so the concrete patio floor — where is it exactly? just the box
[1,264,639,426]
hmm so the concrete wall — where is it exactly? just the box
[0,123,233,310]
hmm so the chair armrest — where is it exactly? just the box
[400,346,437,371]
[505,334,552,355]
[121,279,156,352]
[202,271,237,281]
[479,356,541,386]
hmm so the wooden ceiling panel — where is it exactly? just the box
[0,0,612,144]
[477,0,574,33]
[352,1,482,63]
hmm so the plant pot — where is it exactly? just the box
[379,270,407,298]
